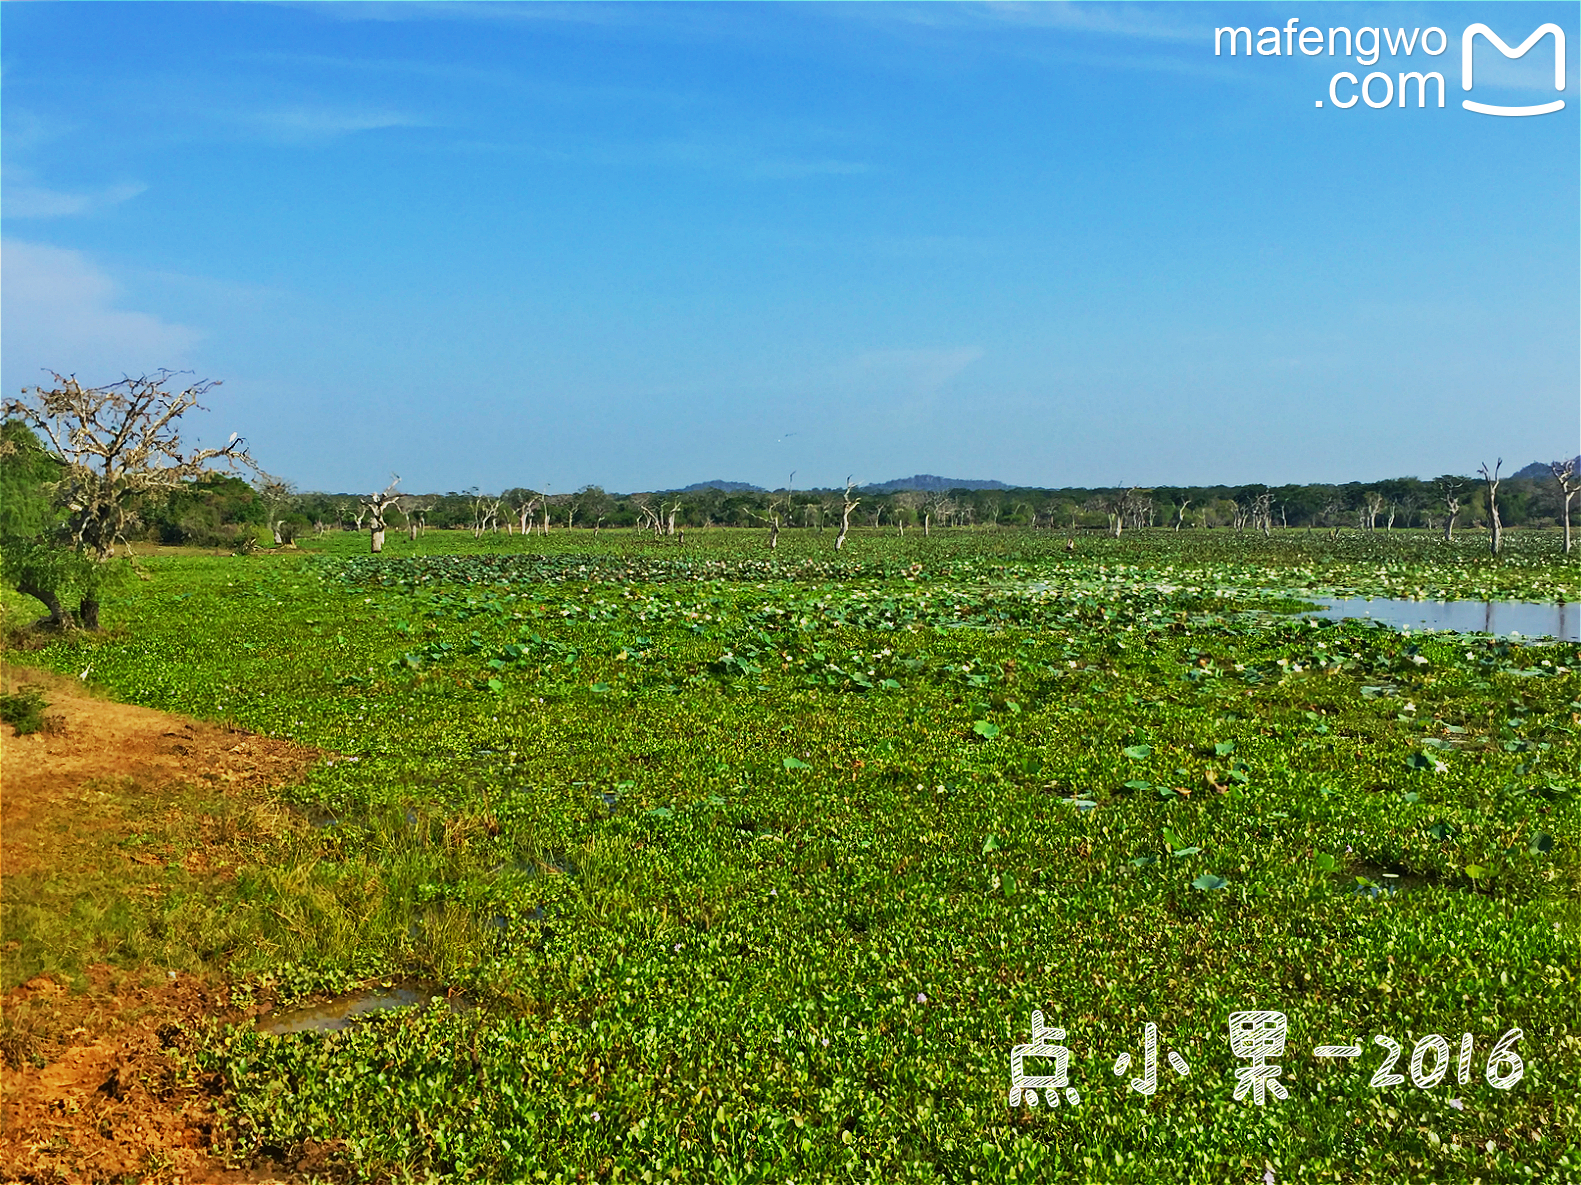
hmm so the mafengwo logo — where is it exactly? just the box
[1213,19,1567,115]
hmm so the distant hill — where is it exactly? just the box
[863,474,1011,493]
[1514,457,1580,481]
[677,479,765,493]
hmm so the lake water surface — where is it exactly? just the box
[1310,598,1580,642]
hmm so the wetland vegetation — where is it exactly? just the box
[4,526,1579,1183]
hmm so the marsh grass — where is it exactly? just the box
[12,529,1581,1182]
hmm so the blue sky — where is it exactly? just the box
[3,2,1576,493]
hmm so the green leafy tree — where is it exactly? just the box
[0,419,95,627]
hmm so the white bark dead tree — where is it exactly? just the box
[513,494,540,536]
[256,475,298,545]
[1479,460,1503,556]
[1364,491,1386,530]
[1552,460,1580,554]
[400,495,433,541]
[361,475,401,554]
[835,478,859,551]
[1439,478,1462,542]
[1254,490,1274,538]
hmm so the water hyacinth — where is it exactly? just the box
[12,526,1575,1182]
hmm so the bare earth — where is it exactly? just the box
[1,666,319,1184]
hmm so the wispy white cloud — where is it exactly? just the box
[852,2,1198,43]
[1,108,76,153]
[4,180,146,219]
[982,2,1199,42]
[298,1,716,31]
[1,240,201,385]
[823,2,1255,84]
[240,106,435,141]
[509,133,872,181]
[243,50,709,113]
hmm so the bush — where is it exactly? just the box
[0,686,53,735]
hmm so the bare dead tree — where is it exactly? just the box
[1552,460,1580,554]
[1439,478,1462,542]
[1120,487,1149,534]
[1479,460,1503,556]
[919,490,951,537]
[835,478,860,551]
[470,491,489,538]
[631,495,663,535]
[6,371,256,562]
[1320,495,1344,541]
[361,475,402,554]
[663,498,683,538]
[256,474,298,545]
[1253,490,1274,538]
[562,493,580,531]
[1132,496,1154,531]
[510,492,540,535]
[1364,491,1386,531]
[4,370,257,626]
[470,492,504,538]
[754,494,787,549]
[892,491,917,536]
[399,494,433,540]
[1103,493,1125,538]
[1174,499,1191,531]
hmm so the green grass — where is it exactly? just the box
[7,527,1579,1182]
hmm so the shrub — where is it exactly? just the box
[0,686,53,735]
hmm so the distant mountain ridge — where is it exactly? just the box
[677,479,765,493]
[1514,457,1581,481]
[862,474,1010,493]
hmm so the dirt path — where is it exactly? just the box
[2,666,319,1184]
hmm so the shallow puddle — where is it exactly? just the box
[1308,598,1579,641]
[258,984,463,1035]
[1349,861,1432,899]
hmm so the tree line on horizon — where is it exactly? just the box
[8,370,1575,630]
[6,408,1575,552]
[145,469,1572,546]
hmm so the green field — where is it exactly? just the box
[7,527,1579,1183]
